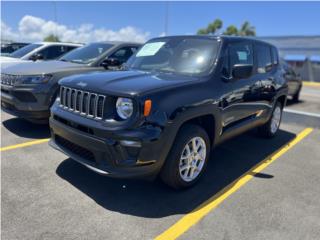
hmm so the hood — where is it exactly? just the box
[59,70,198,96]
[1,60,90,75]
[1,60,29,70]
[0,56,24,63]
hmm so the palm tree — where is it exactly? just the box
[239,21,256,36]
[223,25,238,36]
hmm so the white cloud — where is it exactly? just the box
[1,15,150,43]
[1,21,19,40]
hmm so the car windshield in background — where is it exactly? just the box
[126,37,220,76]
[9,44,42,58]
[59,43,114,64]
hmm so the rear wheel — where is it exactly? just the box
[292,87,301,102]
[160,124,210,189]
[258,101,282,138]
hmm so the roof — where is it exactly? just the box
[88,41,142,46]
[34,42,83,46]
[284,55,307,61]
[150,34,274,46]
[258,36,320,57]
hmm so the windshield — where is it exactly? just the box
[59,43,114,64]
[10,44,41,58]
[126,37,220,76]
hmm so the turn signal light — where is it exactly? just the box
[144,100,152,117]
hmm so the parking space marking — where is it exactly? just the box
[0,139,49,152]
[303,81,320,87]
[284,109,320,118]
[155,127,313,240]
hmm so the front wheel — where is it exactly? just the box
[160,124,210,189]
[258,102,283,138]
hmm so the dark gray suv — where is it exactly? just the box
[1,41,141,123]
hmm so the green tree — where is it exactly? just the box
[223,25,238,36]
[197,20,256,37]
[197,19,223,35]
[239,21,256,36]
[197,28,209,35]
[43,34,60,42]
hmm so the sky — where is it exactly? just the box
[1,1,320,43]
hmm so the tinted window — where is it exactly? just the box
[127,38,220,76]
[37,45,78,60]
[271,47,279,65]
[1,44,27,55]
[222,42,253,77]
[109,47,138,64]
[60,43,114,64]
[256,44,272,73]
[9,44,42,58]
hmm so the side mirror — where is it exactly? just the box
[101,58,121,69]
[232,64,253,79]
[30,53,44,61]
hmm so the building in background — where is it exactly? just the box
[260,36,320,82]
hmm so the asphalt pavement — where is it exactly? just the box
[1,84,320,240]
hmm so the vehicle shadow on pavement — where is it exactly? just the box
[2,118,50,139]
[56,129,295,218]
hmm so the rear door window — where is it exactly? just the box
[256,44,272,73]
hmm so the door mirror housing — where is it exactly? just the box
[232,64,253,79]
[30,53,44,61]
[101,58,122,69]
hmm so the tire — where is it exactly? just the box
[160,124,210,189]
[258,101,283,138]
[292,87,301,102]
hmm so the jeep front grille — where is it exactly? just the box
[1,74,18,86]
[59,86,106,119]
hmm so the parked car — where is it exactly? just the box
[281,60,302,102]
[1,42,29,56]
[0,42,82,68]
[1,41,141,123]
[49,36,288,189]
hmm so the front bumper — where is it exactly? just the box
[1,84,53,119]
[49,107,173,179]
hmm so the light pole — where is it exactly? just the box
[164,2,169,36]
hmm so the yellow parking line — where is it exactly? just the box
[155,127,313,240]
[0,139,50,152]
[303,81,320,87]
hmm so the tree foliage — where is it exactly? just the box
[43,34,60,42]
[197,19,223,35]
[197,19,256,36]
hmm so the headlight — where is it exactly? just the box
[16,74,52,84]
[116,97,133,120]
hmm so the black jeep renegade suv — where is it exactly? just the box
[49,36,288,189]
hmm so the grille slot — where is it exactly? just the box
[59,86,105,119]
[55,135,95,162]
[1,74,18,86]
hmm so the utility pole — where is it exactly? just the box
[52,1,58,36]
[164,2,169,36]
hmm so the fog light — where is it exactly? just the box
[120,140,141,148]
